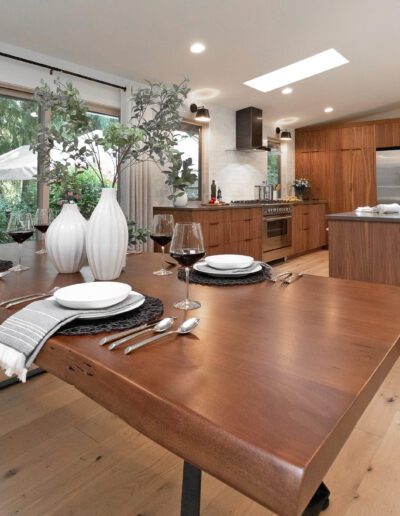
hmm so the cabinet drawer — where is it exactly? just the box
[225,238,262,259]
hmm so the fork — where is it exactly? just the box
[1,287,60,308]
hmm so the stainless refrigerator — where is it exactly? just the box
[376,149,400,203]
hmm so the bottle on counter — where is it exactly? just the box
[211,180,217,200]
[217,188,222,201]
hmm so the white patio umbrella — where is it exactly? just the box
[0,131,115,182]
[0,145,36,180]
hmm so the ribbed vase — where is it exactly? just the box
[86,188,128,281]
[46,203,87,274]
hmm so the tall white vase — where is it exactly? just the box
[86,188,128,281]
[46,203,87,274]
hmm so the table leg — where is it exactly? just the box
[0,368,46,390]
[180,461,202,516]
[302,482,330,516]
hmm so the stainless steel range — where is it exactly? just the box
[230,200,292,261]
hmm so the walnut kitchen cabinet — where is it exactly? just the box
[291,204,327,255]
[375,120,400,148]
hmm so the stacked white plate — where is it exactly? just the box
[49,282,145,319]
[194,254,262,277]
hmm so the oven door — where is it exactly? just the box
[263,216,292,252]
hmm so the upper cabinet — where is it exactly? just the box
[375,120,400,148]
[296,130,326,152]
[326,125,375,150]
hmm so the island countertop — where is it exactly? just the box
[326,211,400,223]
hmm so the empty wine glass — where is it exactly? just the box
[150,214,174,276]
[170,222,205,310]
[34,208,54,254]
[7,211,34,272]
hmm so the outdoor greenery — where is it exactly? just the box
[0,97,38,154]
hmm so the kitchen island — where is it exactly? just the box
[327,211,400,285]
[153,201,327,261]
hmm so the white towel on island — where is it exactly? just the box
[376,203,400,214]
[355,206,379,212]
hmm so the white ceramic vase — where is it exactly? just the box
[46,203,88,274]
[86,188,128,281]
[173,191,188,207]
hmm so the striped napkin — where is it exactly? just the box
[0,295,141,382]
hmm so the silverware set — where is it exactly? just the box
[268,271,304,285]
[99,316,200,355]
[0,286,60,308]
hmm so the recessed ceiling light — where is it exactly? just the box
[324,107,334,113]
[281,87,293,95]
[244,49,349,93]
[190,42,206,54]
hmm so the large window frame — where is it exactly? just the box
[177,119,207,202]
[0,83,120,213]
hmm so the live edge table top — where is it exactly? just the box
[1,242,400,515]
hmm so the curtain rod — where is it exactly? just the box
[0,51,127,92]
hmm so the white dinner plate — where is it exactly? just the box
[54,282,132,309]
[194,261,262,277]
[46,291,145,319]
[205,254,254,270]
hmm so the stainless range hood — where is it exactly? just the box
[235,107,270,151]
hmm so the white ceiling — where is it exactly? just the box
[0,0,399,128]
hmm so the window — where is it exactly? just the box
[267,139,281,197]
[174,121,202,200]
[48,109,119,219]
[0,93,39,243]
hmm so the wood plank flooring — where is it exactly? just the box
[1,249,399,515]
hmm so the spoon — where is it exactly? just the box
[108,317,175,350]
[124,317,200,355]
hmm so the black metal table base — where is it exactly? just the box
[0,367,46,390]
[180,461,330,516]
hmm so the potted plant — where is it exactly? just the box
[162,151,197,206]
[293,178,312,201]
[32,78,190,279]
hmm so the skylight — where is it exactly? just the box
[244,49,349,93]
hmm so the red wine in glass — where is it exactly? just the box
[34,224,49,234]
[170,222,205,310]
[150,214,175,276]
[6,211,34,272]
[8,230,34,244]
[150,234,172,247]
[34,208,54,254]
[170,250,205,268]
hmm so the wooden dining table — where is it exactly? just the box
[1,241,400,516]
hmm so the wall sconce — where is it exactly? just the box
[276,127,292,141]
[190,103,210,122]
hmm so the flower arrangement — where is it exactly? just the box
[293,178,312,192]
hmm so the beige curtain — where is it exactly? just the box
[119,86,153,251]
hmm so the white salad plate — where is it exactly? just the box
[194,261,261,278]
[47,291,145,319]
[54,282,132,309]
[205,254,254,270]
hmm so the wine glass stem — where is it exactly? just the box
[185,267,190,303]
[161,246,166,271]
[18,243,22,267]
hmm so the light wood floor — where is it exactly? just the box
[1,250,399,516]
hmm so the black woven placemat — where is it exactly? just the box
[177,265,271,286]
[0,260,12,272]
[57,295,164,336]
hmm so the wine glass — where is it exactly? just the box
[170,222,205,310]
[6,211,34,272]
[150,214,174,276]
[34,208,54,254]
